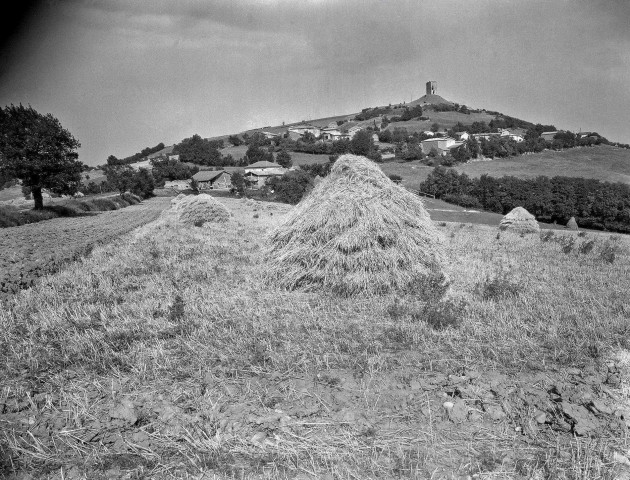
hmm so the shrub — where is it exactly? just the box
[600,236,621,264]
[476,272,522,301]
[555,235,576,254]
[577,239,596,255]
[122,192,142,204]
[87,198,119,211]
[268,170,313,204]
[539,231,555,242]
[412,298,464,331]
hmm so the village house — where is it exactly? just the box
[540,131,558,142]
[163,180,190,190]
[261,131,281,140]
[192,170,232,190]
[454,131,470,141]
[421,137,459,155]
[244,161,287,189]
[288,124,321,137]
[321,127,348,141]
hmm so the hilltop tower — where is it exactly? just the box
[426,81,437,95]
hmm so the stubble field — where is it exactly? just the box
[0,197,171,298]
[1,196,629,479]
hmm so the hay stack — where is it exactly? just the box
[171,193,186,204]
[566,216,578,230]
[499,207,540,233]
[264,154,446,296]
[172,194,230,226]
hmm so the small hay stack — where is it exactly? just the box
[566,216,578,230]
[264,154,446,296]
[172,194,230,226]
[499,207,540,233]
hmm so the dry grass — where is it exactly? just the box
[1,196,629,478]
[264,155,446,296]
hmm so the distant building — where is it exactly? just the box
[192,170,232,190]
[454,132,470,141]
[421,137,457,155]
[261,131,280,140]
[288,124,321,137]
[426,81,437,95]
[244,161,287,188]
[540,131,558,142]
[163,180,190,190]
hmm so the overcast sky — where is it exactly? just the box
[1,0,629,166]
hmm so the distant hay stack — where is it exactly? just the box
[566,216,579,230]
[499,207,540,233]
[264,154,447,296]
[171,194,230,226]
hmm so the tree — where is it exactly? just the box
[268,170,313,204]
[150,157,197,184]
[276,149,292,168]
[245,144,273,164]
[430,122,441,133]
[130,168,155,198]
[228,135,243,146]
[231,171,246,195]
[0,104,84,209]
[173,134,222,165]
[103,164,136,195]
[350,130,374,156]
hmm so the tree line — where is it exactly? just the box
[420,166,630,233]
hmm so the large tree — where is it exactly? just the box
[0,104,84,209]
[173,134,222,165]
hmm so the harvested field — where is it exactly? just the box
[1,197,629,478]
[0,197,170,299]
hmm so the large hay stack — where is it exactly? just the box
[566,216,578,230]
[499,207,540,233]
[168,194,230,226]
[264,155,446,296]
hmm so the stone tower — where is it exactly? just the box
[426,81,437,95]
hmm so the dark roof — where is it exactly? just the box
[192,170,230,182]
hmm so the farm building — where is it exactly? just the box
[192,170,232,190]
[540,131,558,142]
[454,132,470,141]
[321,127,349,141]
[421,137,458,155]
[288,124,321,137]
[164,180,191,190]
[244,161,287,189]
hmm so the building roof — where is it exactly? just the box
[192,170,230,182]
[246,161,282,169]
[541,131,558,135]
[245,167,287,177]
[422,137,455,143]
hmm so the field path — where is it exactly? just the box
[0,196,171,297]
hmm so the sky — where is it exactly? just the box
[1,0,629,166]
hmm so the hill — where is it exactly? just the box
[408,93,453,107]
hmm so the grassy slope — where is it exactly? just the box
[384,110,496,133]
[380,145,630,195]
[1,198,629,478]
[457,145,630,184]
